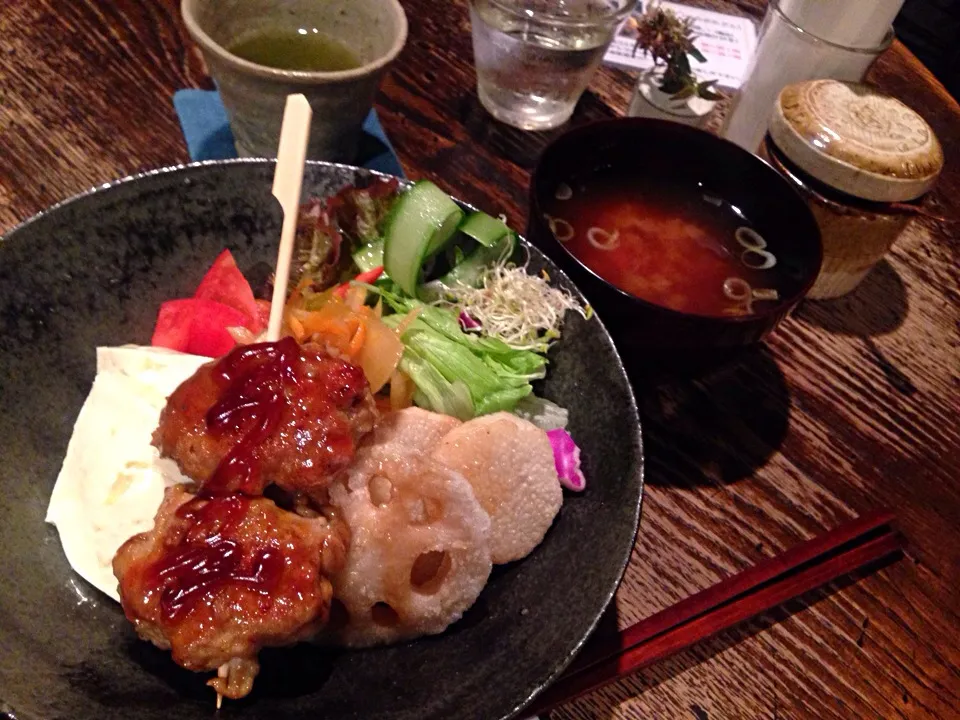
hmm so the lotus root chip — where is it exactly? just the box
[326,445,492,647]
[367,407,462,454]
[432,412,562,564]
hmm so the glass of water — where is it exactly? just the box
[469,0,635,131]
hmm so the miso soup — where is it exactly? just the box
[543,171,800,318]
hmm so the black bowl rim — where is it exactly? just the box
[0,157,645,720]
[529,116,824,325]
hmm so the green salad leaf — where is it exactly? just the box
[372,283,546,419]
[398,346,475,420]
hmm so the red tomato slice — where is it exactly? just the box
[151,298,254,358]
[193,249,263,332]
[151,300,195,352]
[186,300,256,357]
[255,299,272,332]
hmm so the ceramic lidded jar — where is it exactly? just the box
[760,79,943,299]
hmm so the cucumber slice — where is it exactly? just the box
[458,211,511,247]
[418,232,517,302]
[441,232,516,288]
[384,181,464,296]
[352,240,384,273]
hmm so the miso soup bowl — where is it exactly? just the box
[528,118,822,360]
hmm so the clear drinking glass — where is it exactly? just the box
[469,0,635,131]
[720,0,893,153]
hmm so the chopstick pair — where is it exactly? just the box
[527,509,902,715]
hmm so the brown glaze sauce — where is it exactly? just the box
[204,337,301,495]
[149,495,285,623]
[145,338,362,624]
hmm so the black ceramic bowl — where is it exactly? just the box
[0,160,643,720]
[528,118,822,357]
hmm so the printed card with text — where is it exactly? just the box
[603,1,758,89]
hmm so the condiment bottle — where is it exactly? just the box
[760,80,943,300]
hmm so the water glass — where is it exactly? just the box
[469,0,635,131]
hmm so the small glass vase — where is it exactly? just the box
[627,69,716,129]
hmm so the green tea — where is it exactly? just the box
[228,28,361,72]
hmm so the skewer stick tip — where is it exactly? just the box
[266,93,313,342]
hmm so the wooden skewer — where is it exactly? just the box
[212,96,309,708]
[526,509,902,715]
[215,661,231,709]
[266,94,312,342]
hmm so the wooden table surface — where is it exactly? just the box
[2,0,959,718]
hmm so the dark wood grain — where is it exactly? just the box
[531,513,903,715]
[1,1,959,718]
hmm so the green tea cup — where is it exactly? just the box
[181,0,407,161]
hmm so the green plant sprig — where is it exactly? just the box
[630,2,724,101]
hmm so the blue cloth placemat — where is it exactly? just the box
[173,89,405,178]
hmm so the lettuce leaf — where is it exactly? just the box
[398,346,475,421]
[512,395,569,430]
[376,285,545,418]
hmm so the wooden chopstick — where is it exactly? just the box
[527,510,902,715]
[565,509,894,673]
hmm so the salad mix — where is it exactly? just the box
[152,177,587,439]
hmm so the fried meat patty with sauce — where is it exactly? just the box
[113,484,349,699]
[152,339,377,499]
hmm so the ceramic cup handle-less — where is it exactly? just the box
[181,0,407,162]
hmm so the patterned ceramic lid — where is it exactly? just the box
[769,80,943,202]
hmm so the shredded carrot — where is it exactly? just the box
[286,312,306,342]
[282,288,403,392]
[299,311,347,340]
[347,320,367,356]
[287,276,312,309]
